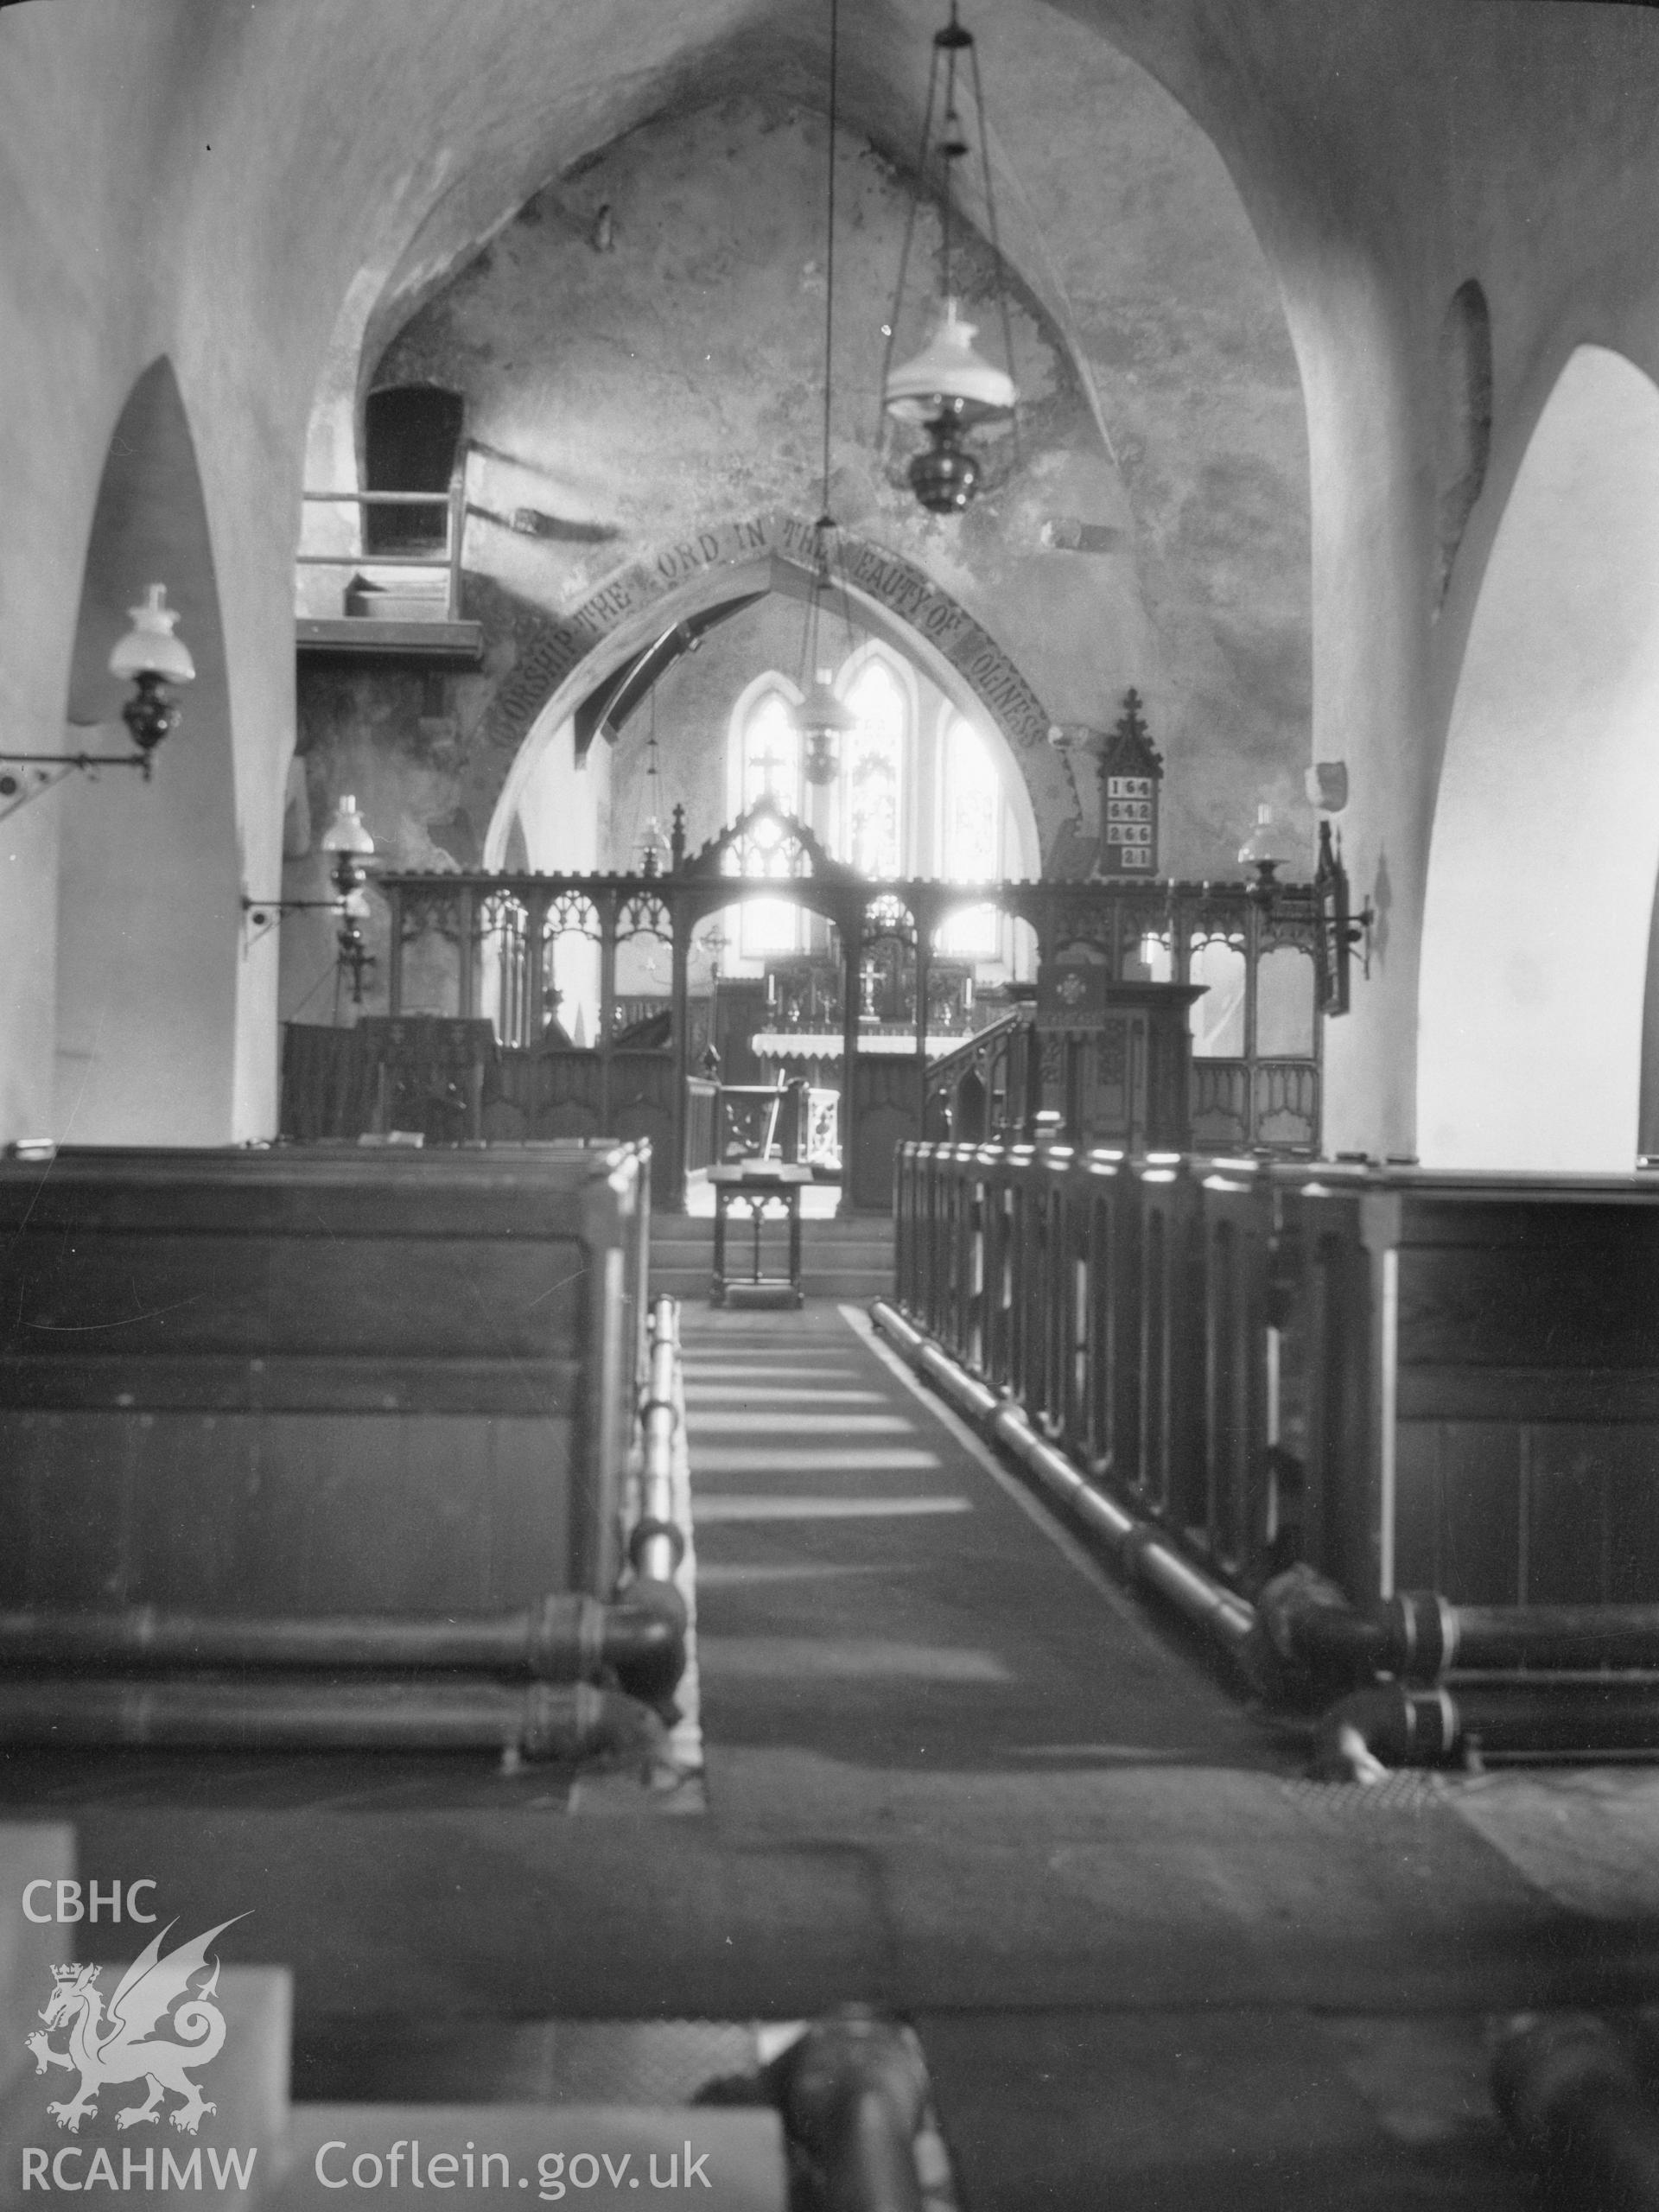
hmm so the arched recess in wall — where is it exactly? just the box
[1434,279,1493,607]
[483,524,1044,883]
[55,359,239,1145]
[1418,344,1659,1173]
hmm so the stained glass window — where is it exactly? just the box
[840,658,906,879]
[938,713,1001,956]
[736,690,804,953]
[722,666,1026,969]
[741,690,801,816]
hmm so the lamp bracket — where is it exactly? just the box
[1314,819,1375,1013]
[239,893,346,951]
[240,879,377,1007]
[1349,898,1377,983]
[0,750,151,772]
[0,752,152,823]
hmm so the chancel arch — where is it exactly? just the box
[481,518,1049,878]
[1419,343,1659,1172]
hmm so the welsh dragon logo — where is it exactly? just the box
[25,1918,242,2136]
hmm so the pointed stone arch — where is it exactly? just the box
[480,511,1046,874]
[55,358,239,1144]
[1419,343,1659,1171]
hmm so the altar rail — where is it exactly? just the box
[0,1142,651,1618]
[893,1143,1659,1610]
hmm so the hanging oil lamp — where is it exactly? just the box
[637,695,672,876]
[794,517,855,787]
[880,3,1019,514]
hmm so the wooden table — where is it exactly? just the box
[709,1163,814,1306]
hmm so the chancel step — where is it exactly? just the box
[652,1212,893,1301]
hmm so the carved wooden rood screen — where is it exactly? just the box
[283,798,1325,1210]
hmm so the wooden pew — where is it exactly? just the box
[1273,1166,1659,1610]
[0,1141,649,1619]
[886,1141,1659,1763]
[891,1141,1659,1615]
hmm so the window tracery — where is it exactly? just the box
[734,686,804,954]
[839,656,906,879]
[724,650,1020,967]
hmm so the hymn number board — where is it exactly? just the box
[1096,689,1163,880]
[1104,773,1155,871]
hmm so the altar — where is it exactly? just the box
[751,1028,974,1088]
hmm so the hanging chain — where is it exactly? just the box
[938,0,968,303]
[873,3,1019,477]
[874,33,941,450]
[822,0,840,516]
[967,22,1021,473]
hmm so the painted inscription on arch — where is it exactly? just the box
[482,511,1051,763]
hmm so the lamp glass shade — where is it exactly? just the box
[1237,801,1286,870]
[791,673,855,741]
[108,584,194,684]
[885,300,1016,426]
[803,730,839,787]
[321,794,376,856]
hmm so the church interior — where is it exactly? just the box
[5,1,1659,2205]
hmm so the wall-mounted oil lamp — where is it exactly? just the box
[321,795,377,1001]
[1238,797,1375,1014]
[243,795,378,1004]
[1313,818,1376,1016]
[1238,802,1287,908]
[0,586,194,821]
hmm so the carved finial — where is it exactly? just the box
[1096,689,1162,877]
[1096,689,1162,783]
[1111,688,1153,750]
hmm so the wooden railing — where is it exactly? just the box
[295,486,466,621]
[922,1007,1033,1141]
[893,1141,1659,1612]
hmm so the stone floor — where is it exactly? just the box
[7,1300,1659,2206]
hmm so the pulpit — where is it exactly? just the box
[358,1014,498,1141]
[1037,960,1204,1151]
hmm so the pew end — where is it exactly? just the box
[0,1142,695,1777]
